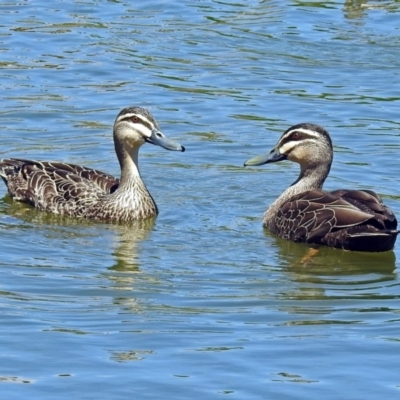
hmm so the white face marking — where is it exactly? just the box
[278,127,321,156]
[116,113,155,139]
[280,142,296,155]
[276,126,333,169]
[281,127,321,142]
[275,127,323,167]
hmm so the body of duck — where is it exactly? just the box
[0,107,185,222]
[244,123,398,252]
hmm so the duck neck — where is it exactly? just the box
[264,161,330,227]
[117,145,142,189]
[113,140,157,216]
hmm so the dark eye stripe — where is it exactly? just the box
[280,133,301,146]
[280,130,318,147]
[121,115,153,131]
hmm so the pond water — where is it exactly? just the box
[1,1,400,399]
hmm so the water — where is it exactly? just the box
[1,0,400,398]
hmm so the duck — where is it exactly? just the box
[0,106,185,222]
[244,122,398,252]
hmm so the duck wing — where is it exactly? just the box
[330,189,397,229]
[272,189,398,251]
[0,158,119,215]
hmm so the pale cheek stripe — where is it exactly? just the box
[134,124,151,137]
[117,114,154,132]
[282,128,320,141]
[280,142,295,154]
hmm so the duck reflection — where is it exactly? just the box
[265,229,397,292]
[1,194,159,311]
[107,218,156,272]
[264,233,398,325]
[343,0,394,19]
[344,0,369,19]
[1,194,156,274]
[1,197,158,363]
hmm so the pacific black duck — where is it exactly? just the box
[244,123,398,252]
[0,106,185,222]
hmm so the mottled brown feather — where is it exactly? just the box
[0,158,118,215]
[272,188,392,247]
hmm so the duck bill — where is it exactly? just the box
[244,147,287,166]
[146,129,185,152]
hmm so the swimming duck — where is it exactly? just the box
[0,106,185,222]
[244,123,398,252]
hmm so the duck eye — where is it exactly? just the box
[131,116,140,123]
[292,132,300,140]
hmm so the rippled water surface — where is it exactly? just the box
[1,1,400,398]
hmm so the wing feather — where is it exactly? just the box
[273,189,396,247]
[0,158,119,215]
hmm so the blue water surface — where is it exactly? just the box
[0,1,400,399]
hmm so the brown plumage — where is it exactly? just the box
[244,123,398,252]
[0,107,185,222]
